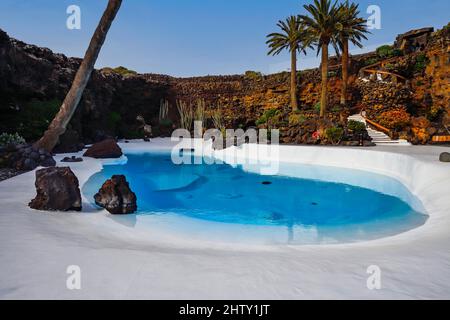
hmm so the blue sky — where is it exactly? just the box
[0,0,449,77]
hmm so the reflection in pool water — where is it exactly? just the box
[83,153,428,244]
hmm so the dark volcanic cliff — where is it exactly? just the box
[0,29,169,146]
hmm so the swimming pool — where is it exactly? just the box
[83,152,428,244]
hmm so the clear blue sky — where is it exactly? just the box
[0,0,448,77]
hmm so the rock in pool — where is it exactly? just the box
[94,175,137,214]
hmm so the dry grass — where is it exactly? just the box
[176,100,193,131]
[210,107,225,132]
[159,99,169,123]
[195,99,207,128]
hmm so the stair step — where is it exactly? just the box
[348,113,411,146]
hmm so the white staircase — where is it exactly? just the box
[348,114,411,146]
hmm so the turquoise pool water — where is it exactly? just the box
[83,152,427,244]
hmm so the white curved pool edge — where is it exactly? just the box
[78,138,450,248]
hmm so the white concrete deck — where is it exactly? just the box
[0,139,449,299]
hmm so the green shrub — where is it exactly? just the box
[328,71,338,78]
[376,45,395,59]
[347,120,366,134]
[256,108,280,126]
[289,114,307,126]
[0,99,61,141]
[159,118,173,127]
[331,105,342,113]
[325,127,344,145]
[314,102,321,114]
[255,118,265,126]
[414,54,430,73]
[364,57,380,66]
[374,46,403,60]
[244,70,263,81]
[112,66,137,76]
[107,111,122,132]
[0,132,26,147]
[392,49,403,57]
[384,63,396,71]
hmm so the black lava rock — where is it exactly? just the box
[439,152,450,162]
[29,167,82,211]
[94,175,137,214]
[61,156,83,163]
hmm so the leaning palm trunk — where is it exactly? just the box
[320,43,329,117]
[290,49,299,112]
[34,0,122,152]
[340,38,349,105]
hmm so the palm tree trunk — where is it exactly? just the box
[320,43,329,117]
[290,49,298,112]
[34,0,122,152]
[340,38,349,105]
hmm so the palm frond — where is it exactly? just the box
[300,0,341,55]
[333,0,370,53]
[266,15,312,56]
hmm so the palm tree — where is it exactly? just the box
[266,16,312,112]
[335,1,369,105]
[34,0,122,152]
[301,0,341,117]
